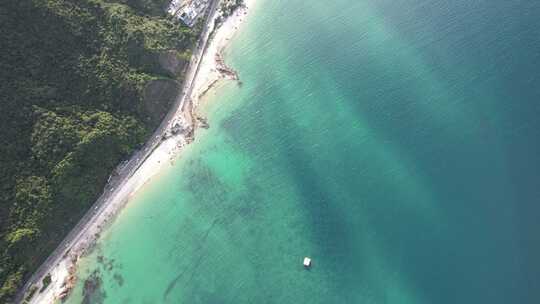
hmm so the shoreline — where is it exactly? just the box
[17,1,255,303]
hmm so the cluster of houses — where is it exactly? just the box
[168,0,211,27]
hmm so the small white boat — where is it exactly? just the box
[303,257,312,268]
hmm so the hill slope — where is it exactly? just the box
[0,0,195,301]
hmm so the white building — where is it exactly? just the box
[175,0,211,27]
[167,0,183,15]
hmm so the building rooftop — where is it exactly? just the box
[174,0,211,27]
[167,0,183,15]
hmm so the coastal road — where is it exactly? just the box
[16,0,221,303]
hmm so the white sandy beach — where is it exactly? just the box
[21,1,255,303]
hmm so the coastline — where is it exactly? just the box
[18,1,255,303]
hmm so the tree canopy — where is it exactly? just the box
[0,0,196,301]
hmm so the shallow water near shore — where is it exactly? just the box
[64,0,540,303]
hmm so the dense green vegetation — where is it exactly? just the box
[220,0,244,18]
[0,0,197,301]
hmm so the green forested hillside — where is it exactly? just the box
[0,0,195,301]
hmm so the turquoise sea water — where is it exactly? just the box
[64,0,540,303]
